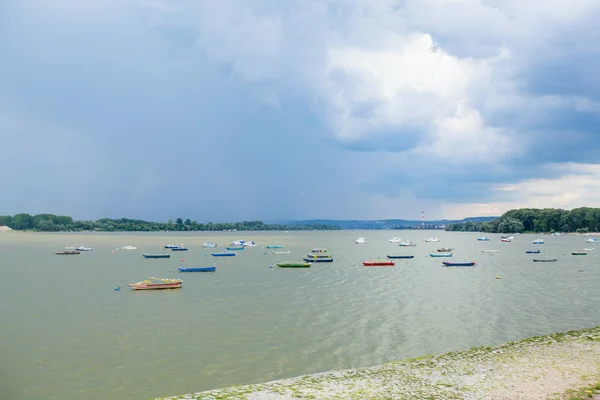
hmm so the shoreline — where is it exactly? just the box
[157,326,600,400]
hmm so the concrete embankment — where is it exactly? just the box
[158,327,600,400]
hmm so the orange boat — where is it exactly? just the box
[362,260,395,266]
[128,277,182,290]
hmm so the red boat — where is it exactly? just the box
[362,260,395,266]
[128,277,182,290]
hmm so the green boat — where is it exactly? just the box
[276,262,311,268]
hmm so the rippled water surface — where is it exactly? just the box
[1,231,599,399]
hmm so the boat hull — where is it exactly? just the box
[128,283,182,290]
[363,261,395,266]
[178,266,216,272]
[525,250,541,254]
[386,255,414,259]
[171,248,188,251]
[211,252,236,257]
[277,263,310,268]
[303,258,333,262]
[533,258,558,262]
[143,254,171,259]
[55,251,80,255]
[430,253,452,257]
[226,247,244,250]
[442,261,475,267]
[572,252,587,255]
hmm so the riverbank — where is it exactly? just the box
[158,326,600,400]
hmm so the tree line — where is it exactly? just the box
[0,214,341,232]
[445,207,600,234]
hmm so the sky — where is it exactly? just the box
[1,0,600,222]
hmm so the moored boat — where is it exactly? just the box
[477,237,490,241]
[399,241,417,247]
[388,237,402,243]
[211,251,236,257]
[525,250,541,254]
[362,260,394,266]
[303,257,334,263]
[572,251,587,255]
[178,265,216,272]
[266,244,283,249]
[272,251,291,254]
[386,255,414,259]
[76,246,93,251]
[276,262,310,268]
[481,249,500,253]
[170,244,188,251]
[305,254,332,259]
[226,246,244,250]
[533,238,544,244]
[55,250,80,255]
[424,237,440,242]
[202,242,217,248]
[437,248,453,252]
[164,244,178,249]
[585,237,598,243]
[430,252,452,257]
[128,277,182,290]
[243,241,257,247]
[311,248,327,253]
[442,261,476,267]
[355,237,367,244]
[121,245,137,250]
[143,253,171,259]
[533,258,558,262]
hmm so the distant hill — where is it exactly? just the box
[270,217,498,230]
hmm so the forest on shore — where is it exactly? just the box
[446,207,600,233]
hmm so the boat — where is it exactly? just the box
[76,246,93,251]
[442,261,476,267]
[143,253,171,259]
[55,250,80,255]
[243,241,257,247]
[178,265,216,272]
[303,257,334,263]
[226,246,244,250]
[266,244,283,249]
[362,260,394,266]
[437,248,453,252]
[585,237,598,243]
[399,241,417,247]
[355,237,367,244]
[128,277,182,290]
[311,248,327,253]
[500,238,513,243]
[121,245,137,250]
[211,251,236,257]
[533,258,558,262]
[272,251,291,255]
[477,237,491,241]
[164,244,178,249]
[276,262,310,268]
[582,248,596,252]
[386,255,415,259]
[388,237,402,243]
[424,237,440,242]
[170,244,188,251]
[202,242,217,248]
[572,251,587,255]
[525,250,541,254]
[430,252,452,257]
[305,254,332,259]
[230,239,246,246]
[481,249,500,253]
[532,238,544,244]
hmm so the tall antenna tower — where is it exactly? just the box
[421,210,424,228]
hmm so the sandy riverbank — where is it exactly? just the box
[157,326,600,400]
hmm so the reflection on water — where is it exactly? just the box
[1,231,599,399]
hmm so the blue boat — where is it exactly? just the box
[477,237,491,241]
[143,253,171,259]
[430,252,452,257]
[266,245,283,249]
[226,246,244,250]
[303,257,333,263]
[386,255,415,259]
[211,251,236,257]
[442,261,476,267]
[526,250,541,254]
[178,266,216,272]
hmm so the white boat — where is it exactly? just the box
[121,245,137,250]
[243,241,257,247]
[533,238,544,244]
[582,247,596,252]
[388,237,402,243]
[424,237,440,242]
[202,242,217,248]
[355,237,367,244]
[76,246,93,251]
[585,237,598,243]
[481,249,500,253]
[164,244,178,249]
[272,250,291,254]
[399,240,417,247]
[231,239,246,246]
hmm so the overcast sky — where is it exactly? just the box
[1,0,600,222]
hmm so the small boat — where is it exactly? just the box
[582,248,596,252]
[437,248,454,252]
[399,241,417,247]
[388,237,402,243]
[211,251,236,257]
[572,251,587,255]
[430,252,452,257]
[533,258,558,262]
[525,250,541,254]
[226,246,244,250]
[355,237,367,244]
[481,249,500,253]
[202,242,217,248]
[442,261,475,267]
[272,251,291,255]
[128,277,182,290]
[230,239,246,246]
[164,244,178,249]
[533,238,544,244]
[477,237,490,241]
[277,262,310,268]
[362,260,394,266]
[303,257,334,263]
[311,248,327,253]
[305,254,332,259]
[76,246,93,251]
[424,237,440,242]
[55,250,80,255]
[170,244,188,251]
[500,238,513,243]
[143,253,171,259]
[243,241,257,247]
[266,244,283,249]
[178,265,216,272]
[585,237,598,243]
[386,255,414,259]
[121,245,137,250]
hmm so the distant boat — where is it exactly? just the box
[164,244,178,249]
[525,250,541,254]
[121,245,137,250]
[211,251,236,257]
[582,248,596,252]
[305,254,332,259]
[128,277,182,290]
[532,238,544,244]
[178,265,216,272]
[272,251,291,255]
[533,258,558,262]
[170,244,188,251]
[303,257,334,263]
[386,255,414,259]
[477,237,490,241]
[226,246,244,250]
[202,242,217,248]
[311,248,327,253]
[230,239,246,246]
[442,261,476,267]
[399,241,417,247]
[76,246,93,251]
[276,262,310,268]
[500,238,513,243]
[424,237,440,242]
[430,252,452,257]
[481,249,500,253]
[243,241,257,247]
[55,250,80,255]
[362,260,394,266]
[585,237,598,243]
[355,237,367,244]
[143,253,171,259]
[266,244,283,249]
[437,248,453,252]
[572,251,587,255]
[388,237,402,243]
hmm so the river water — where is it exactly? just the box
[1,230,598,399]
